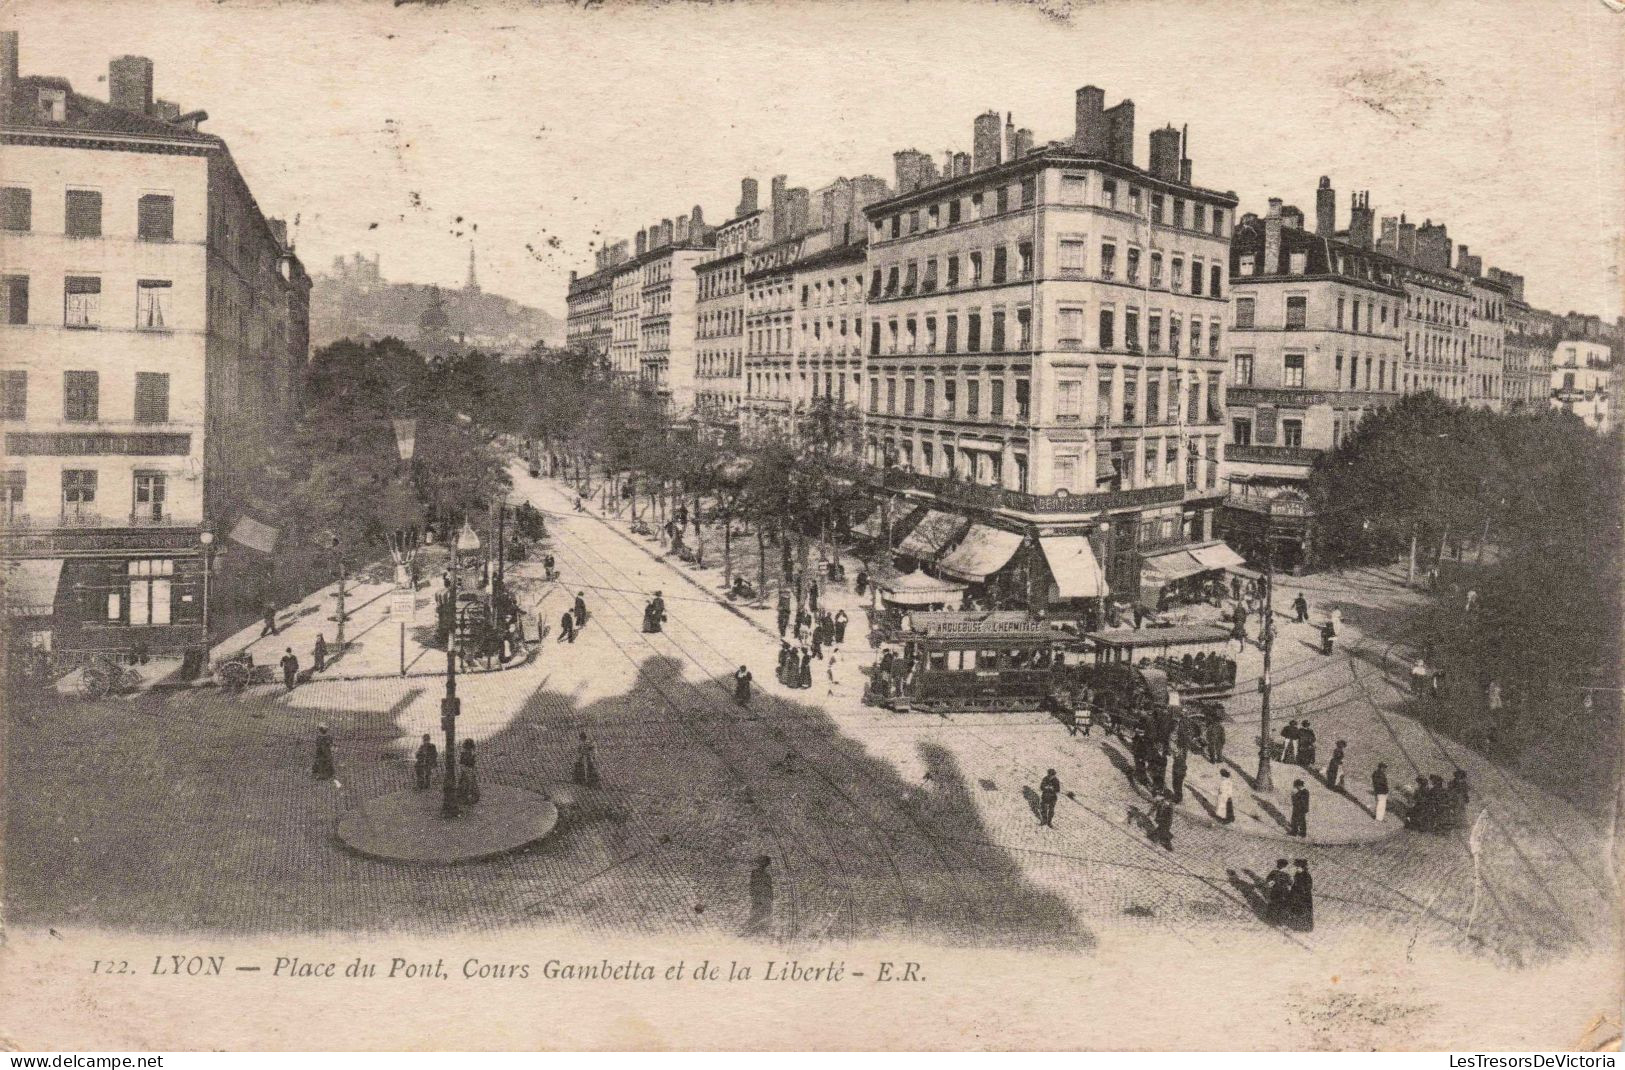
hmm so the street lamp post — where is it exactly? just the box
[1255,514,1278,793]
[198,528,214,661]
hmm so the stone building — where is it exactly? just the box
[1220,185,1406,570]
[1550,339,1613,432]
[694,181,770,434]
[0,33,309,659]
[855,87,1237,618]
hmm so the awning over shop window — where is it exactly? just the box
[1040,536,1107,599]
[1190,542,1247,572]
[1140,548,1208,587]
[228,515,280,555]
[897,509,968,559]
[2,558,64,617]
[937,525,1024,582]
[876,569,967,607]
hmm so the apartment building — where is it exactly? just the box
[694,181,771,434]
[0,34,309,658]
[857,88,1237,618]
[741,232,805,438]
[1466,266,1508,411]
[1550,339,1613,432]
[564,239,624,361]
[792,236,867,417]
[1220,188,1405,570]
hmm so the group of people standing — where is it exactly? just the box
[1261,858,1315,931]
[1404,768,1471,832]
[558,592,589,643]
[410,734,481,803]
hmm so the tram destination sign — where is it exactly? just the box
[912,612,1048,637]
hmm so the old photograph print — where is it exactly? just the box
[0,0,1621,1052]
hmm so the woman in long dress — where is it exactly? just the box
[458,740,480,805]
[734,665,753,706]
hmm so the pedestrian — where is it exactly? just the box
[1131,724,1150,783]
[312,633,328,674]
[747,856,774,934]
[825,650,838,695]
[1151,789,1175,850]
[642,598,661,634]
[809,579,820,614]
[1431,666,1446,698]
[1264,858,1292,924]
[1371,761,1390,822]
[280,647,299,691]
[259,602,279,637]
[573,592,588,631]
[652,590,666,627]
[776,591,791,636]
[559,609,576,643]
[797,646,813,690]
[734,664,753,706]
[572,732,600,788]
[833,608,849,646]
[1319,619,1335,656]
[1289,860,1315,932]
[1170,744,1188,804]
[1217,767,1235,823]
[1292,592,1309,623]
[810,622,824,659]
[310,724,335,779]
[1406,775,1432,831]
[795,608,810,642]
[1411,656,1429,695]
[1431,773,1456,829]
[1297,720,1317,768]
[1288,778,1310,838]
[1324,740,1347,792]
[1149,742,1168,794]
[458,740,480,805]
[1231,610,1247,653]
[414,733,438,789]
[1465,588,1478,613]
[1280,719,1300,764]
[1205,712,1226,764]
[1020,767,1056,828]
[1487,679,1503,719]
[777,640,793,685]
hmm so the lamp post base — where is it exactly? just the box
[337,785,559,865]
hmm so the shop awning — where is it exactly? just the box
[897,509,968,560]
[877,569,967,607]
[1040,536,1107,599]
[1140,548,1208,587]
[1190,542,1247,572]
[228,515,279,554]
[937,525,1024,582]
[3,558,64,617]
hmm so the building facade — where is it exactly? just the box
[638,241,708,410]
[792,236,867,418]
[857,88,1236,616]
[1219,193,1406,568]
[1549,339,1613,432]
[1466,273,1508,410]
[1,35,309,658]
[741,234,806,438]
[693,190,770,433]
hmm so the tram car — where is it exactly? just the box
[862,610,1085,714]
[1085,624,1237,697]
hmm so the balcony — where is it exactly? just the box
[1225,443,1322,466]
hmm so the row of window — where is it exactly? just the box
[1,468,172,524]
[1230,351,1400,392]
[867,305,1223,358]
[801,275,866,308]
[1,187,175,242]
[861,431,1222,496]
[747,369,861,405]
[864,367,1222,428]
[0,369,171,423]
[2,274,175,330]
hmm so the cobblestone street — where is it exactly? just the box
[6,470,1617,970]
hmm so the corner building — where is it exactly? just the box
[858,87,1236,620]
[1,35,309,660]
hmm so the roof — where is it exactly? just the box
[5,75,218,146]
[1087,624,1232,648]
[1230,216,1405,295]
[791,239,867,273]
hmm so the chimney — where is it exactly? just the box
[674,215,689,244]
[1178,124,1192,184]
[1103,100,1135,165]
[738,177,759,216]
[635,229,648,256]
[1349,191,1375,250]
[109,55,154,115]
[691,204,705,230]
[1004,112,1015,161]
[660,218,674,247]
[1148,125,1181,180]
[952,151,971,177]
[893,149,925,194]
[1282,205,1304,231]
[0,31,18,124]
[786,187,810,236]
[771,174,788,239]
[1013,127,1034,158]
[1264,197,1283,275]
[1379,215,1399,250]
[1315,176,1336,237]
[1398,216,1417,261]
[972,111,1003,171]
[1073,85,1106,155]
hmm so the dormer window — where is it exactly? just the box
[38,88,67,122]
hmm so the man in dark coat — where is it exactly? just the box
[1288,779,1310,838]
[260,603,279,637]
[1280,719,1300,763]
[797,646,813,690]
[834,609,849,645]
[311,724,335,779]
[458,740,480,804]
[414,733,438,789]
[651,591,666,627]
[312,634,328,673]
[810,626,824,660]
[808,579,820,613]
[280,648,299,691]
[1289,859,1315,931]
[1149,741,1168,794]
[1263,858,1292,924]
[1131,724,1150,784]
[1170,744,1188,804]
[776,591,791,636]
[1205,712,1226,764]
[572,732,599,788]
[1038,768,1061,827]
[1320,619,1336,655]
[855,569,869,597]
[795,608,811,642]
[559,609,576,643]
[1293,593,1309,623]
[573,592,588,631]
[734,665,753,706]
[747,856,774,934]
[1297,720,1318,768]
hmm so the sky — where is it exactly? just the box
[14,0,1624,321]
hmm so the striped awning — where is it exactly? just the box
[1141,548,1208,587]
[228,516,279,554]
[1040,536,1107,599]
[1190,542,1247,571]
